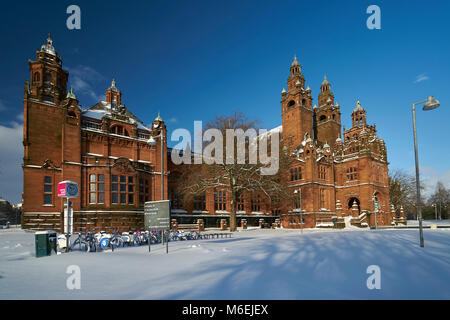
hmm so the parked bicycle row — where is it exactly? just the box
[58,228,205,252]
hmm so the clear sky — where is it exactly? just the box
[0,0,449,204]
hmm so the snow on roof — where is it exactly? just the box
[81,101,151,131]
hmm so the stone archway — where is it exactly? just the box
[348,197,360,216]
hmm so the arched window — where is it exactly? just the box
[319,115,326,121]
[110,125,129,136]
[33,72,40,83]
[45,73,52,83]
[67,110,77,118]
[288,100,295,108]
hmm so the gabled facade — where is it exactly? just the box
[22,36,167,232]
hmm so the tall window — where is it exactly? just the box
[251,194,261,212]
[293,190,301,210]
[215,190,227,211]
[290,167,302,181]
[44,176,52,205]
[111,175,134,204]
[169,188,183,209]
[110,125,129,137]
[319,166,327,180]
[44,73,52,83]
[89,174,105,204]
[33,72,40,83]
[237,194,244,211]
[194,192,206,211]
[320,189,326,209]
[346,167,358,181]
[139,178,150,206]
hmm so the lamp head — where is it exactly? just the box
[423,96,440,111]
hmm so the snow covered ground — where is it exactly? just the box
[407,219,450,226]
[0,227,449,299]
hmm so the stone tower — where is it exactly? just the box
[314,76,341,149]
[281,56,313,149]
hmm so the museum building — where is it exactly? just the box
[22,36,399,231]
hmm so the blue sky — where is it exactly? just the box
[0,0,449,203]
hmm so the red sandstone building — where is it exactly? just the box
[22,36,167,231]
[22,37,400,231]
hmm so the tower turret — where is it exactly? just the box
[106,79,122,106]
[351,100,367,127]
[281,56,313,149]
[28,33,68,105]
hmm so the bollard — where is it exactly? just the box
[171,219,178,232]
[220,219,227,230]
[197,219,205,232]
[275,218,281,228]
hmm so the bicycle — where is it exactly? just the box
[109,228,124,251]
[69,232,89,252]
[121,231,134,246]
[84,230,97,252]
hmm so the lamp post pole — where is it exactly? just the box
[412,102,425,247]
[294,189,302,234]
[161,129,164,201]
[411,96,441,248]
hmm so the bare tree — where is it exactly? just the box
[179,112,293,231]
[389,168,425,219]
[427,181,450,219]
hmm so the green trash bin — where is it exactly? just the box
[35,231,57,258]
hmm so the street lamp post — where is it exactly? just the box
[433,203,437,220]
[412,96,440,248]
[373,195,378,230]
[294,189,302,234]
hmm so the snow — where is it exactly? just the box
[407,219,450,226]
[0,227,449,299]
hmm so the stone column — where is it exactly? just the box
[336,200,343,217]
[171,219,178,232]
[197,219,205,232]
[351,200,359,217]
[259,218,265,228]
[220,219,227,230]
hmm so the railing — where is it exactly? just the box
[82,120,102,131]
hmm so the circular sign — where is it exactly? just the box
[100,238,109,249]
[67,183,79,197]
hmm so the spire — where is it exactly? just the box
[66,87,76,99]
[155,111,163,122]
[109,78,119,92]
[322,75,329,86]
[353,100,365,112]
[291,55,299,67]
[40,33,56,56]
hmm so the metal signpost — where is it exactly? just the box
[144,200,170,254]
[57,181,79,252]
